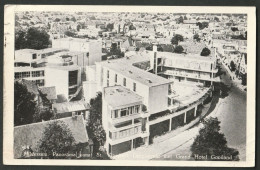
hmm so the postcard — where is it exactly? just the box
[3,5,256,167]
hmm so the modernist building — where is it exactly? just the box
[14,48,82,101]
[52,37,102,66]
[84,46,217,156]
[157,52,219,87]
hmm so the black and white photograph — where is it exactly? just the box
[3,5,256,167]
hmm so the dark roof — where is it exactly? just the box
[19,79,39,95]
[39,86,57,100]
[14,115,89,158]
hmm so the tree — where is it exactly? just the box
[197,22,209,30]
[38,120,75,159]
[191,117,239,161]
[200,47,211,56]
[14,81,38,126]
[64,31,76,37]
[87,92,106,157]
[184,15,188,20]
[214,16,220,22]
[71,17,76,22]
[129,24,136,30]
[171,34,184,45]
[173,45,184,53]
[231,27,239,32]
[241,73,247,86]
[54,18,61,22]
[193,33,201,42]
[176,16,184,24]
[76,25,81,32]
[106,23,114,31]
[230,61,236,72]
[25,27,50,50]
[15,30,27,50]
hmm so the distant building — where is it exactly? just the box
[52,38,102,66]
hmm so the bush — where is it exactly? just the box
[174,45,184,53]
[171,34,184,45]
[200,47,211,56]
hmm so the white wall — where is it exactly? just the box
[83,81,97,103]
[148,84,169,114]
[45,68,69,100]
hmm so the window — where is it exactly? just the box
[135,105,140,113]
[133,82,136,92]
[123,78,126,86]
[107,79,109,87]
[168,98,171,106]
[33,79,45,87]
[14,72,30,79]
[86,52,89,57]
[129,106,134,115]
[107,70,109,78]
[121,110,127,117]
[69,70,78,86]
[115,74,117,83]
[114,110,118,118]
[32,71,44,77]
[32,54,37,59]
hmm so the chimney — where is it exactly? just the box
[153,45,158,75]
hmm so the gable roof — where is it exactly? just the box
[14,115,89,158]
[39,86,57,100]
[53,100,90,114]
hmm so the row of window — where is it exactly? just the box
[106,71,136,92]
[15,71,45,79]
[111,105,141,119]
[32,79,45,87]
[15,72,30,79]
[109,126,140,140]
[32,71,44,77]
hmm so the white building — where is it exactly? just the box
[14,48,82,101]
[83,47,216,156]
[52,38,102,66]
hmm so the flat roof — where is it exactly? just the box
[100,51,173,87]
[157,51,216,62]
[104,86,143,108]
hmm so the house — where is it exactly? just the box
[14,115,93,159]
[39,86,57,103]
[52,100,90,121]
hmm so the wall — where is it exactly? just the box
[148,84,169,114]
[111,140,132,156]
[45,67,69,100]
[83,81,97,103]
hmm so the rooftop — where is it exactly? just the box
[39,86,57,100]
[14,115,88,158]
[53,100,90,114]
[104,86,143,108]
[157,51,216,62]
[100,51,173,87]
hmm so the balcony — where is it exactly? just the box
[164,70,216,81]
[109,113,142,125]
[108,125,144,145]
